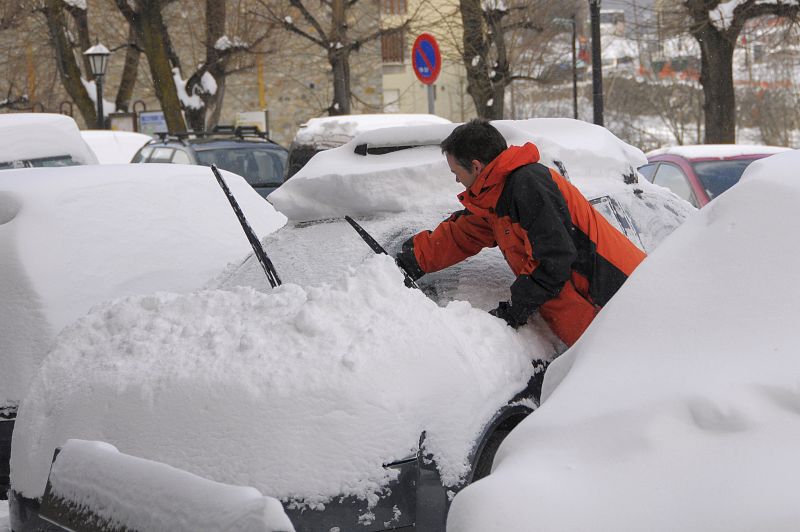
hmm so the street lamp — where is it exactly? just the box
[84,42,110,129]
[588,0,604,126]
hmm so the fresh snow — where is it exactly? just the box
[0,164,286,406]
[447,148,800,531]
[80,130,152,164]
[0,113,98,166]
[47,440,294,532]
[646,143,791,159]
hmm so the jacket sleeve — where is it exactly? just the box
[507,167,577,322]
[397,209,496,277]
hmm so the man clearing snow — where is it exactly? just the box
[396,119,646,346]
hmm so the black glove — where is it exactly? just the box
[395,237,426,282]
[489,301,529,329]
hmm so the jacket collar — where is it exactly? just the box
[458,143,541,215]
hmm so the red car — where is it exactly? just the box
[639,144,790,207]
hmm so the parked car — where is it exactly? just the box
[447,149,800,531]
[639,144,790,207]
[9,119,694,532]
[0,113,98,169]
[0,163,286,501]
[80,130,153,164]
[131,126,288,198]
[284,113,451,180]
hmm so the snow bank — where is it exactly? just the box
[447,149,800,531]
[12,255,548,507]
[0,113,98,166]
[80,130,152,164]
[0,164,286,405]
[49,440,294,532]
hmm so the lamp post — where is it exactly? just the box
[589,0,604,126]
[84,42,110,129]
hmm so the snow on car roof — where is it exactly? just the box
[447,149,800,531]
[270,118,653,222]
[291,113,452,149]
[646,143,791,159]
[0,113,99,166]
[80,130,153,164]
[0,164,285,406]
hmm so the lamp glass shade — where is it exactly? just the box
[84,43,111,77]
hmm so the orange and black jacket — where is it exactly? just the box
[398,142,646,345]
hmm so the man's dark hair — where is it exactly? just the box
[440,119,507,170]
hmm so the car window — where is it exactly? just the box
[590,196,645,250]
[149,147,175,163]
[28,155,78,168]
[196,147,287,186]
[171,149,191,164]
[131,146,154,163]
[652,163,699,207]
[638,163,657,182]
[691,159,756,200]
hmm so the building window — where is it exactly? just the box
[382,0,407,15]
[381,30,404,63]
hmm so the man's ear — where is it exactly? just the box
[471,159,485,175]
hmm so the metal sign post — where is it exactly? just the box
[412,33,441,114]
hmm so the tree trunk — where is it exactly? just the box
[459,0,493,118]
[186,0,228,130]
[328,0,351,115]
[485,8,509,120]
[115,24,141,112]
[42,0,95,126]
[697,29,736,143]
[131,0,186,133]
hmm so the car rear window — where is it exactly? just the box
[196,147,287,186]
[691,158,758,199]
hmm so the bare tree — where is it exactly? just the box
[256,0,410,115]
[682,0,800,143]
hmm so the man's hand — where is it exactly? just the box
[489,301,528,329]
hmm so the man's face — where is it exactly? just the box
[446,153,483,190]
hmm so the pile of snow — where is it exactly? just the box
[12,255,551,508]
[48,440,294,532]
[0,113,98,166]
[270,118,662,222]
[448,149,800,531]
[80,130,152,164]
[646,143,791,159]
[291,113,452,151]
[0,164,286,406]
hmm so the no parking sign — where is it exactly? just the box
[412,33,441,85]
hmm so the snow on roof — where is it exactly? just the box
[447,149,800,531]
[647,144,792,159]
[270,118,650,222]
[291,113,452,149]
[0,164,286,406]
[80,130,152,164]
[0,113,99,166]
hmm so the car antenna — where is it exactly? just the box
[210,165,282,288]
[344,215,419,290]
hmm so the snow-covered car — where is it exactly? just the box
[284,113,451,179]
[639,144,790,207]
[80,130,153,164]
[9,119,694,531]
[0,164,286,499]
[446,149,800,531]
[0,113,98,169]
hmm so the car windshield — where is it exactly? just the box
[691,158,759,200]
[195,147,287,186]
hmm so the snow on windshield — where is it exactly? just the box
[447,149,800,531]
[0,164,285,406]
[12,254,555,510]
[0,113,98,166]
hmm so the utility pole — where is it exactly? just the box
[589,0,604,126]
